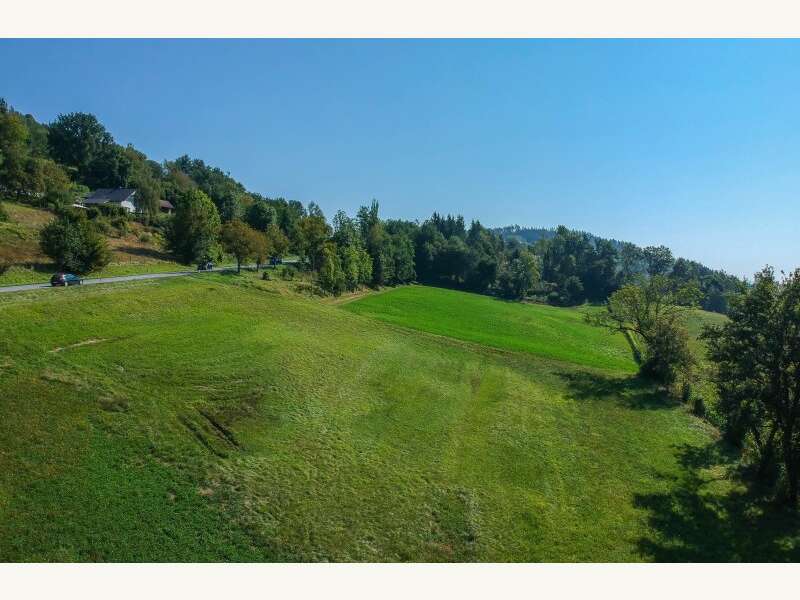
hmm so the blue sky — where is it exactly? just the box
[1,39,798,277]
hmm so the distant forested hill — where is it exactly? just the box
[494,225,626,250]
[494,224,745,313]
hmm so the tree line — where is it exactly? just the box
[0,97,742,306]
[0,99,540,298]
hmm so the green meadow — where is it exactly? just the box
[1,276,798,561]
[342,285,637,372]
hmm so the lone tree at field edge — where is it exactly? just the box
[220,219,262,273]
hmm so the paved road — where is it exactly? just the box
[0,263,293,294]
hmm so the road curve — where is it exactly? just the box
[0,263,291,294]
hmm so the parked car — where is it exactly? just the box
[197,261,214,271]
[269,256,283,266]
[50,272,83,287]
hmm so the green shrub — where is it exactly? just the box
[98,204,131,220]
[92,217,113,236]
[692,394,706,418]
[679,380,692,403]
[639,321,694,386]
[39,215,112,274]
[147,213,170,230]
[0,202,9,223]
[138,232,153,244]
[261,271,271,281]
[280,265,296,281]
[111,216,130,236]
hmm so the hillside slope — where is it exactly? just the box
[0,201,183,285]
[1,276,797,561]
[342,285,637,372]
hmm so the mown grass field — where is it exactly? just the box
[342,285,637,372]
[1,276,798,561]
[342,286,730,419]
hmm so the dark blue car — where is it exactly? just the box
[51,272,83,287]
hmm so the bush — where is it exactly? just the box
[138,231,153,244]
[639,320,694,386]
[92,217,113,236]
[41,189,73,211]
[261,271,271,281]
[679,380,692,404]
[280,265,296,281]
[691,394,706,418]
[98,204,131,220]
[39,215,111,274]
[0,202,9,223]
[146,213,170,230]
[111,216,130,236]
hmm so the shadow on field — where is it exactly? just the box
[633,442,800,561]
[558,371,674,410]
[558,370,800,560]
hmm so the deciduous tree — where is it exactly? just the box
[165,189,221,264]
[264,223,289,259]
[48,112,114,183]
[246,201,278,232]
[0,109,30,197]
[703,267,800,504]
[220,220,261,273]
[589,275,694,385]
[643,245,674,277]
[498,248,540,299]
[297,212,331,272]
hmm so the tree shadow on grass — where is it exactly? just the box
[557,370,675,410]
[634,441,800,562]
[558,370,800,560]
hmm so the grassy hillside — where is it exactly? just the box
[342,285,637,372]
[0,201,184,285]
[1,276,798,561]
[0,202,52,267]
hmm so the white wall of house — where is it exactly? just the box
[120,200,135,213]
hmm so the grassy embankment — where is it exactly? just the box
[1,276,798,561]
[0,201,185,285]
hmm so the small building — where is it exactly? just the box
[84,188,137,213]
[159,199,175,214]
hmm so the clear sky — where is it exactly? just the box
[1,39,798,278]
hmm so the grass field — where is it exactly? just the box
[1,276,798,561]
[342,285,638,372]
[342,285,728,417]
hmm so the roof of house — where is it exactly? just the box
[84,188,137,205]
[160,199,175,210]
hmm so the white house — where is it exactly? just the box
[83,188,137,213]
